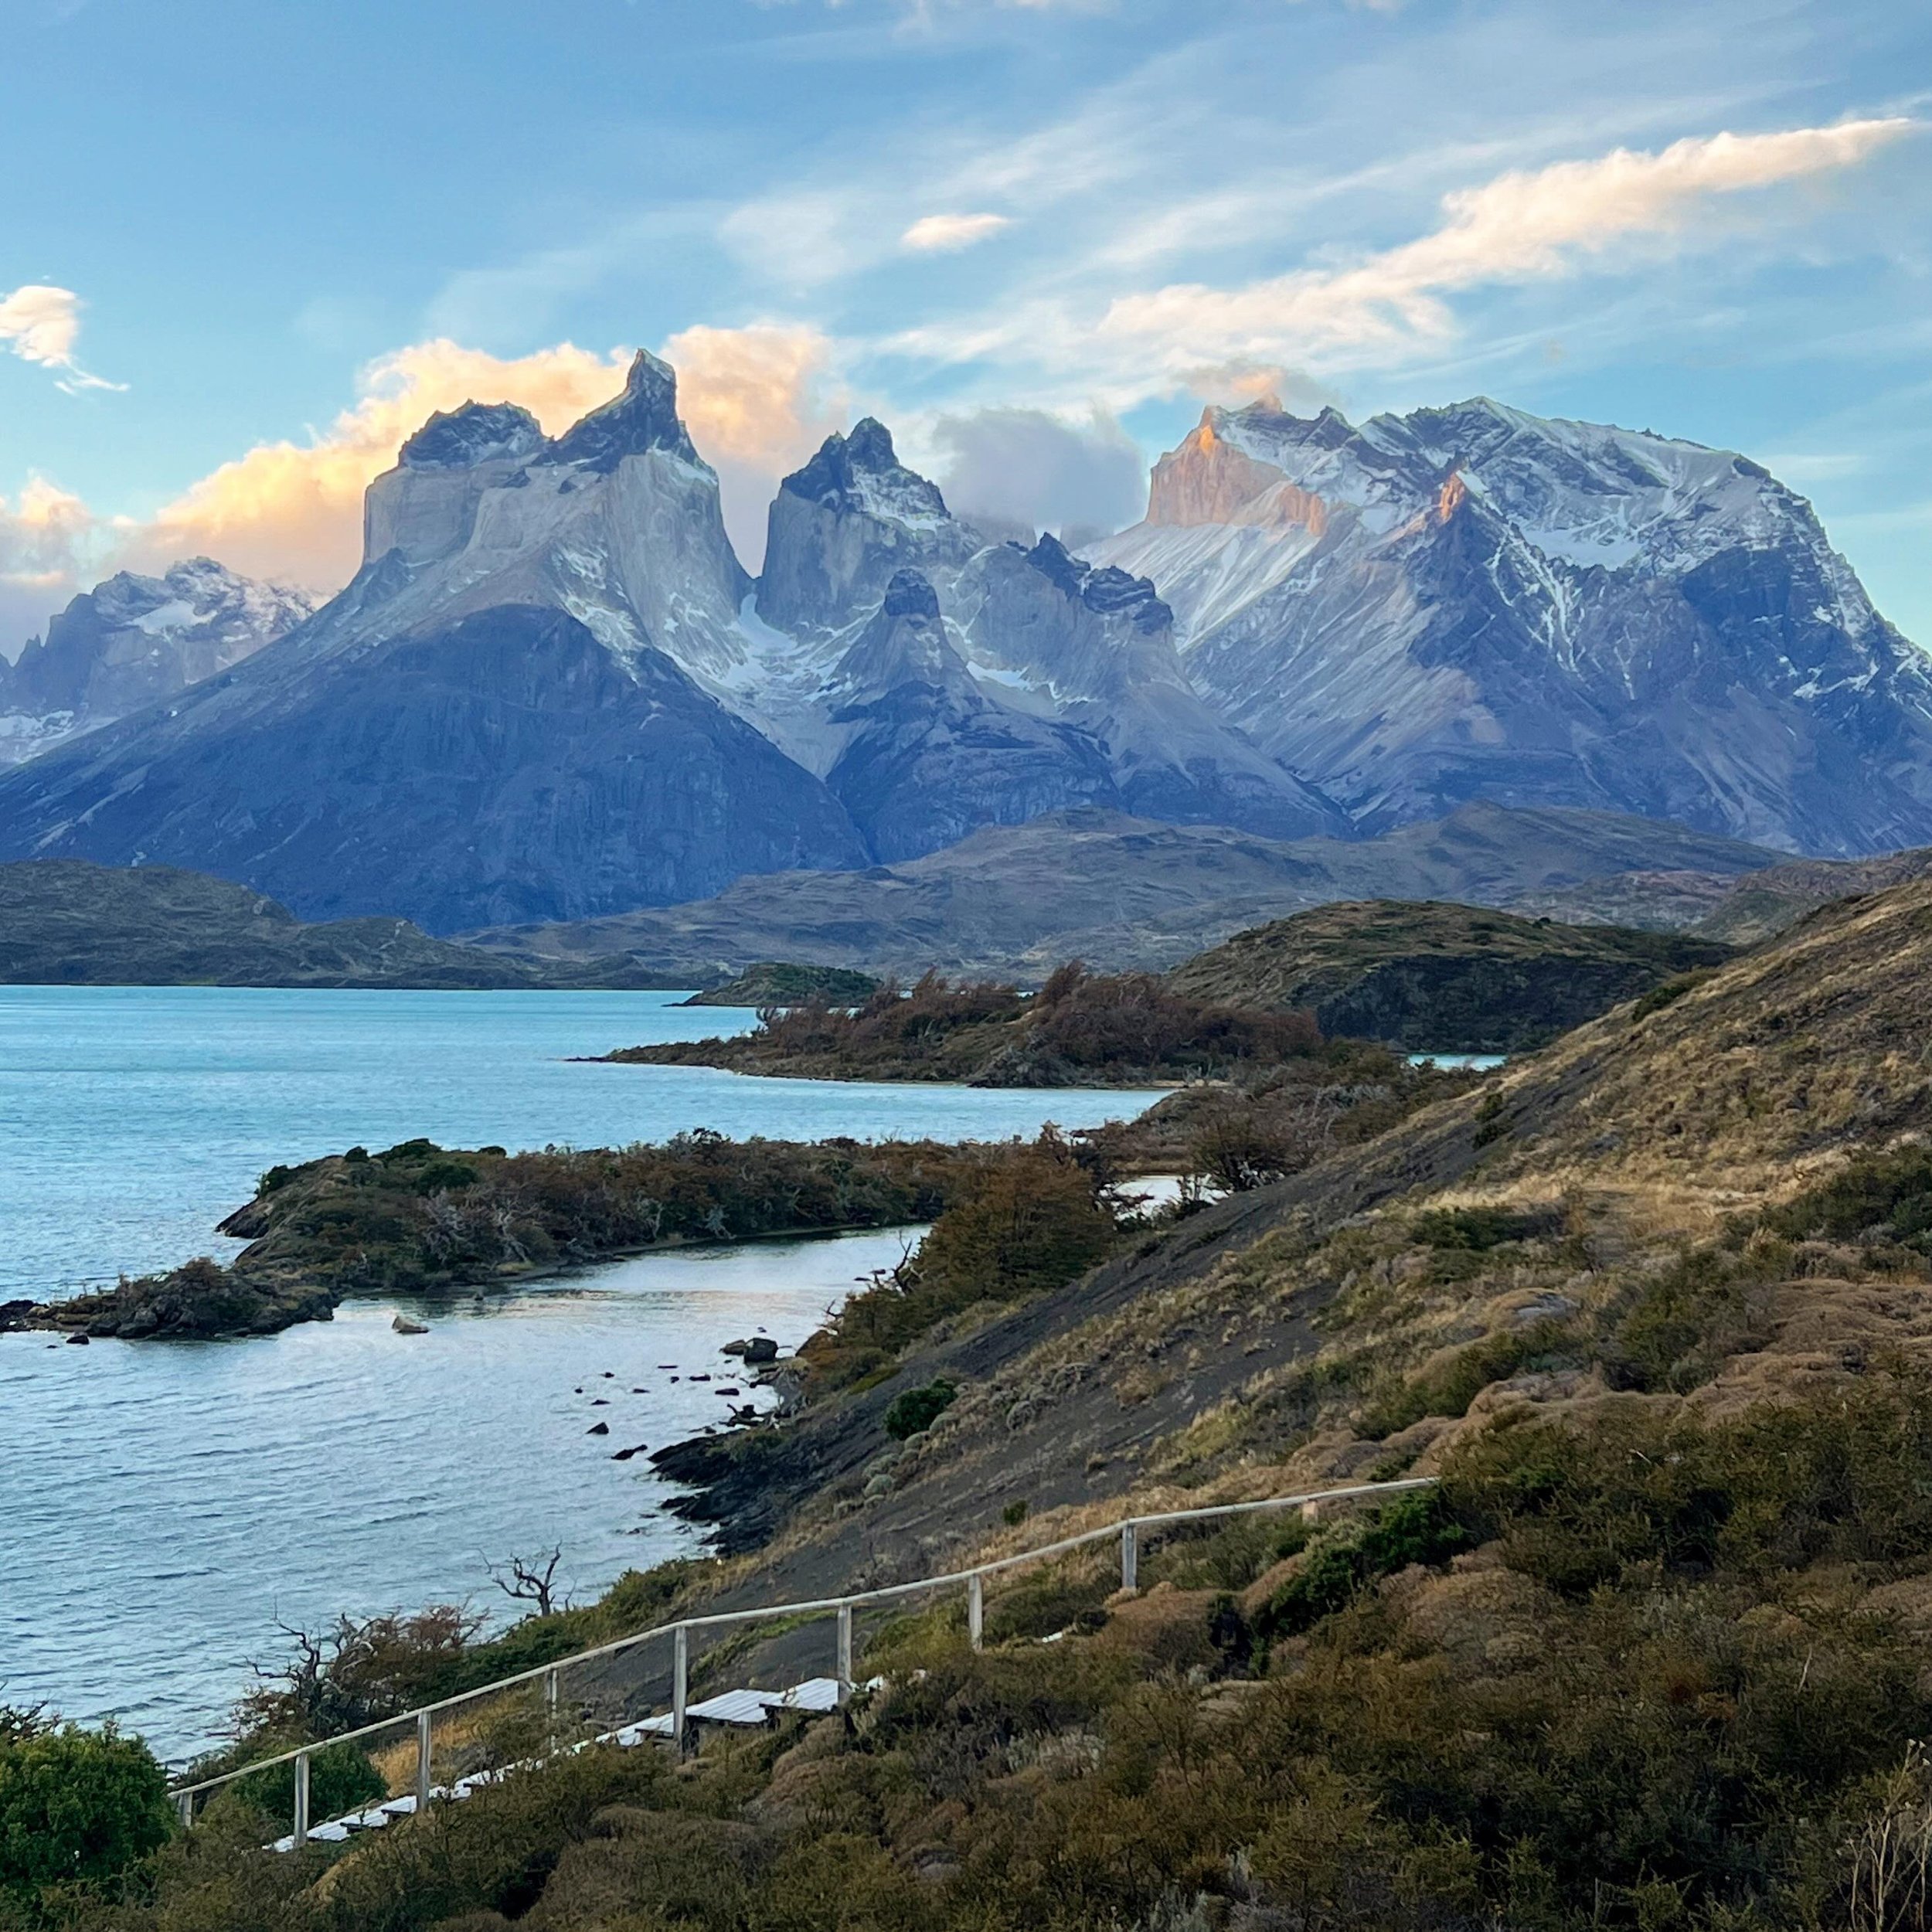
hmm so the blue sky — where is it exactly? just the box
[2,0,1928,648]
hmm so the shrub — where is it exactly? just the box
[883,1378,957,1440]
[233,1740,385,1830]
[1253,1492,1470,1638]
[1762,1145,1932,1256]
[0,1712,172,1912]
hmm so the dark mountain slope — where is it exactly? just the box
[0,605,866,930]
[468,801,1780,982]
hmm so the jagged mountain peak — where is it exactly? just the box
[1019,534,1169,634]
[783,418,953,529]
[0,557,318,767]
[879,567,942,623]
[1094,395,1932,855]
[399,402,546,471]
[543,349,701,474]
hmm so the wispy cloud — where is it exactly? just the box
[0,284,124,393]
[889,118,1918,403]
[901,211,1012,252]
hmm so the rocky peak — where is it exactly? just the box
[783,419,952,527]
[398,402,546,471]
[880,568,942,624]
[543,350,700,473]
[1021,535,1169,634]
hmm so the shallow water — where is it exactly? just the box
[0,987,1159,1758]
[0,985,1157,1301]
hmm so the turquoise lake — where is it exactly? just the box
[0,987,1161,1760]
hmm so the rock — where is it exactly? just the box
[717,1386,740,1397]
[587,1422,610,1436]
[741,1336,779,1365]
[392,1315,429,1335]
[611,1442,648,1461]
[66,1332,90,1345]
[721,1339,750,1356]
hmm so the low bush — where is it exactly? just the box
[0,1710,172,1916]
[883,1378,957,1440]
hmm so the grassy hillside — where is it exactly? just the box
[0,859,573,988]
[1696,843,1932,944]
[23,883,1932,1932]
[1166,899,1736,1050]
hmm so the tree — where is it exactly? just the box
[487,1546,566,1617]
[0,1709,172,1911]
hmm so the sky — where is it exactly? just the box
[2,0,1929,653]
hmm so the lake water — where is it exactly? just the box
[0,988,1161,1760]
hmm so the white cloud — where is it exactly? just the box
[890,117,1918,403]
[901,212,1012,252]
[0,476,100,657]
[923,405,1145,539]
[0,284,123,393]
[121,340,637,590]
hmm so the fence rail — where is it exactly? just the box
[170,1475,1437,1844]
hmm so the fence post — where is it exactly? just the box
[1120,1521,1138,1593]
[968,1573,984,1651]
[293,1750,310,1849]
[836,1603,854,1698]
[544,1667,560,1719]
[672,1625,689,1746]
[417,1709,433,1811]
[176,1791,193,1832]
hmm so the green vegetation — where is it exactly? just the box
[34,1131,980,1340]
[0,1709,172,1922]
[1168,898,1735,1052]
[1762,1144,1932,1257]
[803,1131,1121,1387]
[883,1378,957,1439]
[36,1371,1932,1932]
[607,961,1324,1086]
[682,961,881,1007]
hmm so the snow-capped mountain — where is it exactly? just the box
[753,420,1349,839]
[0,560,317,766]
[1091,399,1932,855]
[1,359,1924,933]
[0,357,869,928]
[819,568,1119,860]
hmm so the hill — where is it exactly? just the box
[682,961,880,1007]
[1166,899,1735,1050]
[1696,842,1932,944]
[0,860,571,988]
[65,878,1932,1932]
[471,801,1779,982]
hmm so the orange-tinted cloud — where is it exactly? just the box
[124,339,638,590]
[118,325,842,590]
[661,322,845,564]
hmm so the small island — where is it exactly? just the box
[682,961,881,1007]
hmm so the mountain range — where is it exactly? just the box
[0,559,315,767]
[0,355,1927,930]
